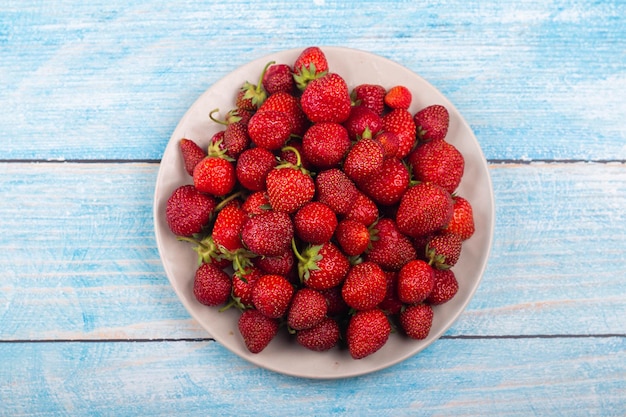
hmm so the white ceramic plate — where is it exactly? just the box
[154,46,495,379]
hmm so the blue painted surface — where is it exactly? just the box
[0,1,625,415]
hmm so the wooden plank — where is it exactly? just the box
[0,162,625,340]
[0,337,624,415]
[1,1,625,161]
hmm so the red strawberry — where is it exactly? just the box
[236,60,273,111]
[426,233,463,269]
[381,108,417,158]
[301,122,351,169]
[315,168,359,215]
[253,249,295,277]
[236,147,277,191]
[259,92,309,137]
[346,308,391,359]
[374,131,400,159]
[341,261,388,311]
[343,191,379,226]
[192,139,236,197]
[247,109,293,151]
[399,303,433,340]
[425,268,458,305]
[231,266,263,308]
[397,259,435,304]
[366,218,417,271]
[396,182,454,238]
[378,270,403,315]
[300,73,351,123]
[293,201,338,245]
[293,46,329,90]
[262,63,295,95]
[342,105,383,141]
[252,274,294,318]
[414,104,449,142]
[351,84,386,115]
[342,138,385,183]
[407,139,465,194]
[357,157,409,206]
[296,317,340,352]
[287,288,328,330]
[211,200,247,253]
[443,195,475,240]
[294,241,350,290]
[384,85,412,110]
[238,308,279,353]
[319,286,350,317]
[193,262,232,307]
[209,110,250,159]
[266,159,315,214]
[279,140,313,171]
[335,219,370,256]
[165,185,215,236]
[179,138,206,176]
[241,191,271,216]
[241,210,294,257]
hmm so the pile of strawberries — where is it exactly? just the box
[165,47,475,360]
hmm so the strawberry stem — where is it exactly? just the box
[208,108,228,126]
[291,238,307,263]
[215,191,244,212]
[256,61,276,94]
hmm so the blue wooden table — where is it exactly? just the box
[1,1,625,415]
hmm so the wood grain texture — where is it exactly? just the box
[0,162,624,340]
[1,338,624,416]
[1,0,624,161]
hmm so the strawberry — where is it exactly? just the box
[381,108,417,158]
[414,104,449,142]
[342,106,383,141]
[252,274,294,318]
[346,308,391,359]
[315,168,359,215]
[407,139,465,194]
[236,147,277,191]
[193,262,232,307]
[443,195,475,240]
[341,261,388,311]
[384,85,412,110]
[293,201,338,245]
[343,191,379,226]
[366,218,417,271]
[209,110,250,159]
[342,138,385,183]
[266,154,315,214]
[425,268,458,305]
[259,91,309,137]
[247,109,293,151]
[179,138,206,176]
[294,241,350,290]
[396,182,454,238]
[262,63,295,95]
[287,288,328,330]
[192,139,236,197]
[374,131,400,159]
[378,270,403,315]
[426,233,463,269]
[399,303,433,340]
[241,191,271,216]
[351,84,386,115]
[165,185,215,236]
[253,249,295,277]
[296,317,340,352]
[357,157,409,206]
[211,199,247,253]
[232,266,263,308]
[238,308,279,353]
[335,219,370,256]
[293,46,329,90]
[397,259,435,304]
[319,286,350,317]
[279,139,313,171]
[241,210,294,257]
[236,61,273,111]
[300,73,352,123]
[301,122,351,169]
